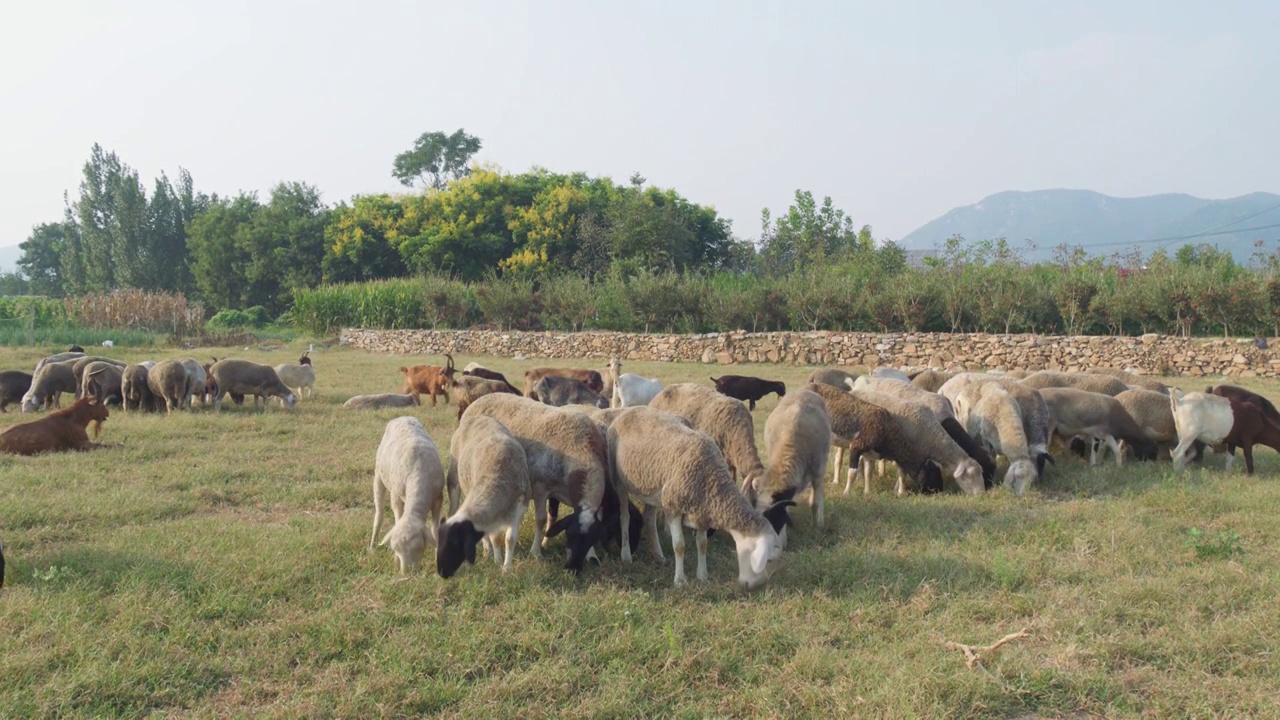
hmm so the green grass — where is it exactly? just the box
[3,347,1280,717]
[0,324,167,348]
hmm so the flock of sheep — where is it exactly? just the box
[4,344,1280,592]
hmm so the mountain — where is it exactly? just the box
[900,189,1280,261]
[0,244,21,274]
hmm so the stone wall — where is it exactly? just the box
[340,328,1280,378]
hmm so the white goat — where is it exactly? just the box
[1170,390,1235,473]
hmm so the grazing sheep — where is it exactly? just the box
[851,389,987,495]
[530,374,609,409]
[587,406,629,428]
[939,373,1054,475]
[909,369,955,393]
[753,388,830,544]
[607,356,663,408]
[1092,367,1170,394]
[369,416,446,574]
[851,376,954,420]
[806,367,859,390]
[0,370,33,413]
[1020,370,1129,397]
[80,362,123,404]
[146,360,189,413]
[805,382,941,495]
[449,374,520,420]
[1170,391,1236,473]
[522,366,605,397]
[33,351,85,375]
[1114,388,1182,460]
[70,356,126,398]
[650,383,767,486]
[120,364,157,412]
[462,393,611,574]
[209,359,297,411]
[343,393,421,410]
[21,360,78,412]
[437,415,531,577]
[178,359,207,409]
[951,382,1039,494]
[274,351,316,400]
[1038,388,1157,466]
[608,406,784,588]
[399,354,456,406]
[0,397,110,455]
[870,367,911,382]
[709,374,786,411]
[462,366,520,394]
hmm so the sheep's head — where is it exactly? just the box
[730,527,782,590]
[281,393,298,409]
[20,392,40,413]
[299,351,311,366]
[952,458,986,495]
[1005,458,1037,496]
[546,507,603,576]
[436,519,484,578]
[380,519,432,574]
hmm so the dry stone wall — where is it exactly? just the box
[340,328,1280,378]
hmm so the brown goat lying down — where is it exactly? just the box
[0,397,111,455]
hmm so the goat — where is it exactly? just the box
[0,397,111,455]
[709,375,786,411]
[399,354,456,406]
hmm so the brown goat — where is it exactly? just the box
[0,397,111,456]
[1217,396,1280,474]
[522,367,605,397]
[399,354,456,406]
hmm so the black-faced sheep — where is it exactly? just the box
[753,388,830,545]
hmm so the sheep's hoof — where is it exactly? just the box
[673,575,688,587]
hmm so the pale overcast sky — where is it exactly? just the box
[2,0,1277,252]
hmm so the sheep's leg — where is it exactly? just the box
[1106,436,1123,467]
[504,507,523,571]
[541,498,559,549]
[1171,438,1196,473]
[530,493,547,559]
[694,529,709,582]
[831,445,844,484]
[668,516,687,586]
[619,490,633,563]
[811,476,825,528]
[644,505,665,561]
[1088,437,1100,467]
[863,456,873,495]
[369,477,385,551]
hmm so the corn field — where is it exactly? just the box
[63,289,205,338]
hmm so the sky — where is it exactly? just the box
[2,0,1278,256]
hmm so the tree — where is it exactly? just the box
[392,128,483,190]
[187,193,261,311]
[758,190,865,274]
[18,222,73,296]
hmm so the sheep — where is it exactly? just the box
[522,366,605,397]
[343,393,421,410]
[1170,390,1236,473]
[21,360,78,412]
[909,369,955,393]
[851,389,987,494]
[33,351,85,375]
[462,366,520,394]
[369,416,446,574]
[120,364,157,412]
[806,367,859,389]
[938,373,1054,475]
[1114,388,1183,461]
[1019,370,1130,397]
[437,415,531,577]
[70,356,126,398]
[530,374,609,409]
[0,370,32,413]
[209,359,297,411]
[951,382,1039,494]
[462,393,611,574]
[587,406,628,428]
[80,361,123,404]
[804,382,941,495]
[709,374,786,411]
[145,360,189,413]
[274,351,316,400]
[449,374,520,420]
[608,406,784,588]
[870,366,911,382]
[1092,367,1170,395]
[752,388,830,545]
[0,397,110,455]
[1037,387,1157,466]
[399,354,456,406]
[649,383,767,487]
[178,358,207,409]
[606,355,663,408]
[851,376,954,420]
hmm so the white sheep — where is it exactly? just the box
[1169,390,1235,473]
[870,366,911,382]
[1038,388,1157,466]
[437,415,531,577]
[343,393,421,410]
[274,351,316,401]
[649,383,767,487]
[608,406,784,588]
[850,376,954,420]
[369,416,446,574]
[179,358,207,409]
[952,382,1038,494]
[939,373,1053,476]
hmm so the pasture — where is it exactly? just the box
[2,343,1280,718]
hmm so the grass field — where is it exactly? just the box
[2,343,1280,718]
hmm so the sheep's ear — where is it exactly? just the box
[546,515,575,538]
[750,537,771,575]
[378,529,394,547]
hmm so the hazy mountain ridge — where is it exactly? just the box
[901,189,1280,259]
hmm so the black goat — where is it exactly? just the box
[709,375,786,411]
